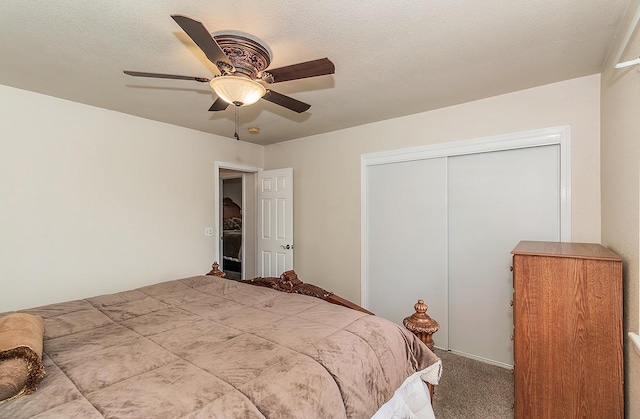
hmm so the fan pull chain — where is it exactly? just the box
[234,105,240,141]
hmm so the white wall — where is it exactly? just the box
[600,0,640,415]
[264,74,601,305]
[0,85,263,312]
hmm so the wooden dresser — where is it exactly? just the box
[511,241,623,418]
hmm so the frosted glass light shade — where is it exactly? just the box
[209,76,266,106]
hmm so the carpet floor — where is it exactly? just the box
[432,349,514,418]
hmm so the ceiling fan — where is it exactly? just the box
[124,15,335,115]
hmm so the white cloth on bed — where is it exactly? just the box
[371,360,441,419]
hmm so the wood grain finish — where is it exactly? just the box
[403,299,440,352]
[511,241,623,418]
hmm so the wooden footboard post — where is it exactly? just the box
[403,299,439,352]
[403,299,440,403]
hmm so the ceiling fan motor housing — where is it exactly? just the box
[214,34,272,80]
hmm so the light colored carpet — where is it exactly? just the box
[432,349,514,418]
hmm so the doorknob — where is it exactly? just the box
[280,244,293,250]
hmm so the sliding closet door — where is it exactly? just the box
[366,158,449,347]
[447,145,560,365]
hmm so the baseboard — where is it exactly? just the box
[440,348,513,369]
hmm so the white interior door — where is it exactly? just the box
[366,158,449,346]
[447,145,560,366]
[257,168,293,277]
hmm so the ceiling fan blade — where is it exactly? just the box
[209,97,229,111]
[123,71,210,82]
[266,58,335,83]
[262,90,311,113]
[171,15,232,71]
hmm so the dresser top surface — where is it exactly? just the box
[511,241,622,261]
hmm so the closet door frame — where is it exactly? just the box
[360,125,572,309]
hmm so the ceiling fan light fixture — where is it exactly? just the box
[209,76,266,106]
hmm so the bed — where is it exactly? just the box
[0,266,441,418]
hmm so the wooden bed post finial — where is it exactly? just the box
[403,299,439,352]
[207,261,226,278]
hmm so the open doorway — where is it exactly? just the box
[214,162,294,279]
[220,176,243,279]
[216,164,260,280]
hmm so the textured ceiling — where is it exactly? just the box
[0,1,631,145]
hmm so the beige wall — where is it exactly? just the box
[264,74,602,305]
[0,85,263,312]
[601,0,640,416]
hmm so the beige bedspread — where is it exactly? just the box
[0,275,439,418]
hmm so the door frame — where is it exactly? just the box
[360,125,572,308]
[214,161,262,278]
